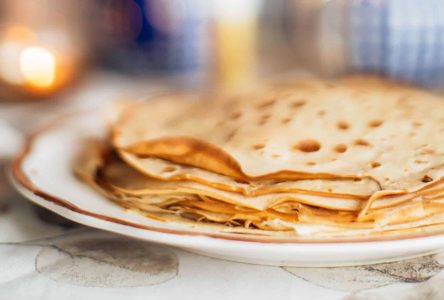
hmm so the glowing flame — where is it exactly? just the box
[19,46,56,88]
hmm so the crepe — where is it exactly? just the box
[99,153,367,211]
[119,152,381,197]
[114,76,444,196]
[74,75,444,238]
[74,139,444,236]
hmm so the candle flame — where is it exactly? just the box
[19,46,56,88]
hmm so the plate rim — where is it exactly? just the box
[11,110,444,245]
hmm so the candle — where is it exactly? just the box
[0,25,80,99]
[0,0,90,100]
[20,46,56,90]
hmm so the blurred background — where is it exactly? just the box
[1,0,444,153]
[0,0,444,237]
[2,0,444,99]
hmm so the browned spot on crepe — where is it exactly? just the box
[294,139,321,153]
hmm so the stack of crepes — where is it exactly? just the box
[75,76,444,237]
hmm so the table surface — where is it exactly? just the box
[1,73,444,300]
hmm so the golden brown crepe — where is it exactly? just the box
[114,77,444,192]
[74,76,444,237]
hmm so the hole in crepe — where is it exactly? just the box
[281,117,291,124]
[162,166,177,173]
[256,98,276,109]
[370,162,381,168]
[414,159,428,164]
[336,120,349,130]
[368,120,383,127]
[422,175,433,183]
[225,129,237,142]
[419,148,435,155]
[334,144,347,153]
[294,139,321,152]
[261,113,271,120]
[305,161,316,166]
[257,113,271,126]
[354,139,372,147]
[290,100,306,109]
[230,111,242,120]
[252,143,265,150]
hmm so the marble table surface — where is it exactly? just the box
[1,73,444,300]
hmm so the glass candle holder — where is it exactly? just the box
[0,0,89,100]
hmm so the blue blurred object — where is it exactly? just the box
[133,0,209,71]
[347,0,444,86]
[102,0,210,86]
[348,0,386,73]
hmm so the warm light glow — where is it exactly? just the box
[0,41,24,84]
[19,46,56,88]
[0,26,36,84]
[4,26,35,42]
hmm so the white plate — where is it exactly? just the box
[11,110,444,267]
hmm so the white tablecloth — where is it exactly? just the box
[1,73,444,300]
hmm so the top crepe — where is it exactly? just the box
[113,76,444,193]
